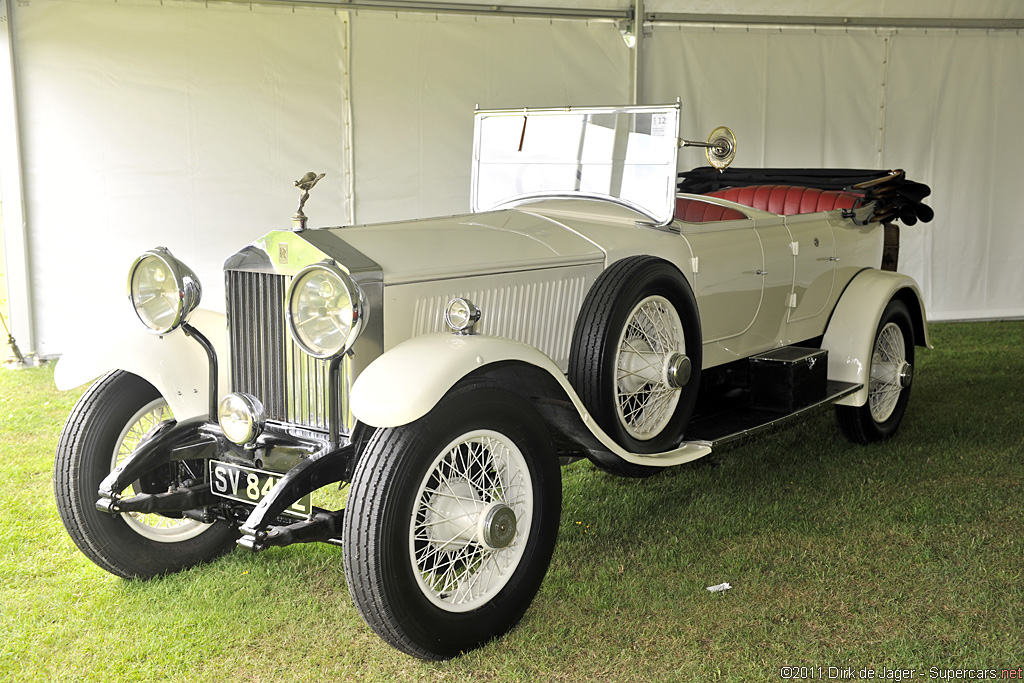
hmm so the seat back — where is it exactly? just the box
[675,197,749,223]
[707,185,859,216]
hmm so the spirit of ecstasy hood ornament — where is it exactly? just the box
[292,171,325,231]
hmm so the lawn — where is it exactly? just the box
[1,321,1022,682]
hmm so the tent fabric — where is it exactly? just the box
[6,1,1022,361]
[349,12,631,225]
[645,24,1024,320]
[14,0,353,356]
[883,29,1024,320]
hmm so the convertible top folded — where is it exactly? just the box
[678,167,933,226]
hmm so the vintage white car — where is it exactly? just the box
[53,104,931,659]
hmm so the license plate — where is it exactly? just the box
[209,460,312,516]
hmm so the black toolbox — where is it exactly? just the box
[749,347,828,413]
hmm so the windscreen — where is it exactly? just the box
[471,105,680,225]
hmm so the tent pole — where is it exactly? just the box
[0,0,36,360]
[630,0,644,105]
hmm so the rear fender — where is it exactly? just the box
[53,308,228,420]
[350,333,711,467]
[822,269,929,407]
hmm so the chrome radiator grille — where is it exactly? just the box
[227,271,345,434]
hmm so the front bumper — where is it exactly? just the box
[96,419,356,551]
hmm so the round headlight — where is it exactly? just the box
[218,393,265,445]
[286,262,367,359]
[127,247,202,335]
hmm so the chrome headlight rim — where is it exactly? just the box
[126,247,202,335]
[444,297,482,335]
[217,392,265,446]
[285,261,367,360]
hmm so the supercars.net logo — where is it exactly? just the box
[778,666,1024,681]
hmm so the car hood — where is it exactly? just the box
[320,208,605,285]
[223,203,621,284]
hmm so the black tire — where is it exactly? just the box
[569,256,702,464]
[836,299,916,443]
[54,371,237,578]
[342,381,561,660]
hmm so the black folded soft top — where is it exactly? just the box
[678,167,933,226]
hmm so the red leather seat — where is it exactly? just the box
[707,185,859,216]
[675,197,748,223]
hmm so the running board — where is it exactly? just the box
[685,380,861,447]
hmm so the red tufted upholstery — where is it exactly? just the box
[707,185,860,216]
[675,197,749,223]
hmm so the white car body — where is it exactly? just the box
[56,189,926,465]
[53,103,932,660]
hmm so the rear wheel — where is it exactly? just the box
[54,371,237,578]
[342,381,561,659]
[836,300,915,443]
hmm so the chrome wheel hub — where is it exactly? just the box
[665,353,692,389]
[478,502,517,550]
[899,361,914,389]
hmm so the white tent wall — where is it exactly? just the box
[349,12,630,224]
[4,1,1023,361]
[883,30,1024,320]
[644,24,1024,321]
[10,0,353,357]
[645,27,884,169]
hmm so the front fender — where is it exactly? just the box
[53,308,228,420]
[822,269,929,407]
[350,333,711,467]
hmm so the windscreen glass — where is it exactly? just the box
[471,105,680,225]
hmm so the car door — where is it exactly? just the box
[679,219,764,356]
[785,214,837,325]
[747,218,799,349]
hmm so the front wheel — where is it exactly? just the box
[54,371,237,578]
[342,381,561,659]
[836,299,916,443]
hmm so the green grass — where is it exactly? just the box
[1,322,1022,681]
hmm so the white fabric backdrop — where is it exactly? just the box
[350,13,631,224]
[884,30,1024,320]
[8,1,1023,361]
[14,0,352,356]
[645,24,1024,321]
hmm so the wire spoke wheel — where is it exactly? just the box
[410,430,533,612]
[54,370,237,578]
[836,299,915,444]
[569,256,702,466]
[343,381,561,660]
[868,322,908,422]
[112,398,210,542]
[614,295,685,440]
